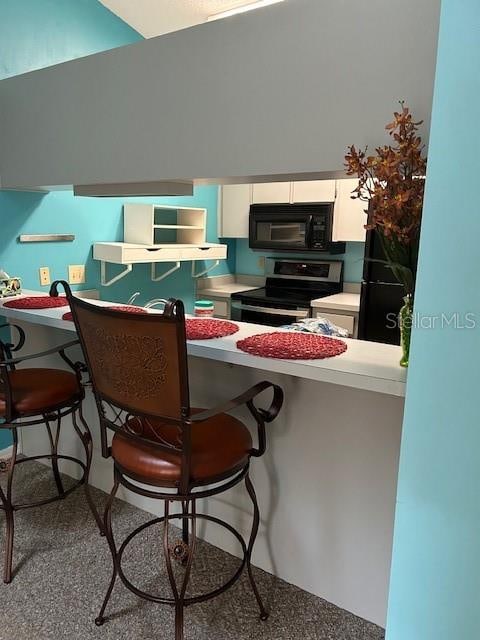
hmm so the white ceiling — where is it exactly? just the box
[100,0,262,38]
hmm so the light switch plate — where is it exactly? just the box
[39,267,51,286]
[68,265,86,284]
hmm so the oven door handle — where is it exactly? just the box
[231,302,309,318]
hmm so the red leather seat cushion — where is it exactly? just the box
[0,369,81,417]
[112,410,253,486]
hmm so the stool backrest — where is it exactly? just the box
[73,298,188,419]
[57,284,192,484]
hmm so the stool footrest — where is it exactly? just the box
[116,512,247,607]
[0,454,86,512]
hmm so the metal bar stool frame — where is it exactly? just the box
[59,281,284,640]
[0,322,103,583]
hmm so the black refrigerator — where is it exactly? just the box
[358,230,405,345]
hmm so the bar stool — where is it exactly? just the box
[0,322,103,583]
[59,281,284,640]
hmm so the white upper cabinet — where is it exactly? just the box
[291,180,336,203]
[219,179,368,242]
[333,179,367,242]
[218,184,252,238]
[251,182,291,204]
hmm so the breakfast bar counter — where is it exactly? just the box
[0,292,406,397]
[0,293,405,628]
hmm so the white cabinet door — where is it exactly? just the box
[251,182,291,204]
[333,179,367,242]
[313,310,356,336]
[292,180,336,203]
[212,299,229,318]
[219,184,252,238]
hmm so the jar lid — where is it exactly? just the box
[195,300,214,307]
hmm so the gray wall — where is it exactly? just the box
[0,0,441,189]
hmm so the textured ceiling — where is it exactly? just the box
[100,0,261,38]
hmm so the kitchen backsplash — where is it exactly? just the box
[234,239,365,283]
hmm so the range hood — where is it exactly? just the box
[73,181,193,198]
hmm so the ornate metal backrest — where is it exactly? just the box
[64,288,192,485]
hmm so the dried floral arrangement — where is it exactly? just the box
[344,103,427,295]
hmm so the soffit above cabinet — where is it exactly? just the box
[0,0,440,190]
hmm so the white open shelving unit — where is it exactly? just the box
[93,204,227,286]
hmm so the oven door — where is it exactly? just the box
[231,301,310,327]
[249,212,312,251]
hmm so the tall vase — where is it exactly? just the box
[399,294,413,368]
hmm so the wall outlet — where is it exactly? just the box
[68,264,86,284]
[257,256,265,271]
[39,266,51,286]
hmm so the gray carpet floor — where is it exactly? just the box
[0,462,385,640]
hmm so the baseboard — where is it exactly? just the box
[0,445,13,458]
[0,445,13,472]
[0,436,23,459]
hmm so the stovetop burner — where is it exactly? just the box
[231,286,336,307]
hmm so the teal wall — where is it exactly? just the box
[0,0,141,449]
[0,188,233,305]
[236,239,365,283]
[0,0,141,78]
[0,1,235,451]
[0,1,233,309]
[385,1,480,638]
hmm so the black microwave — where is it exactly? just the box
[249,203,346,254]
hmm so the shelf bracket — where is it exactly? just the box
[191,260,221,279]
[101,262,132,287]
[151,261,181,282]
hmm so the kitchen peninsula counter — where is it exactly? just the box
[0,291,405,397]
[0,291,405,628]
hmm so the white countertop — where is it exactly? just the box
[0,291,406,397]
[200,286,361,313]
[198,284,259,298]
[311,292,360,313]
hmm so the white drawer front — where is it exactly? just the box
[123,246,182,263]
[313,311,355,335]
[182,246,227,261]
[93,244,123,262]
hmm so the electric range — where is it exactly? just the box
[231,258,344,326]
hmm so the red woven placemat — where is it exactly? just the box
[62,306,147,321]
[186,318,239,340]
[236,331,347,360]
[3,296,69,309]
